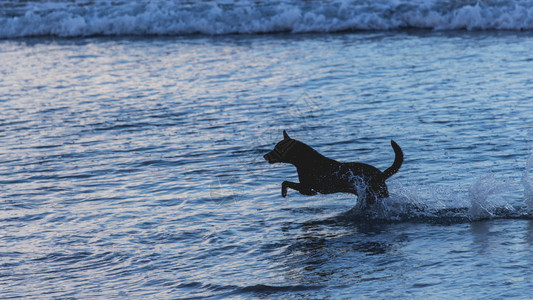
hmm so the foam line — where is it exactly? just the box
[2,0,533,38]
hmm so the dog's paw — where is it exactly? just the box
[281,182,288,197]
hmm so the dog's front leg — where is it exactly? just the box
[282,181,317,197]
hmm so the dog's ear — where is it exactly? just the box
[283,130,290,140]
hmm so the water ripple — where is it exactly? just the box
[1,33,533,298]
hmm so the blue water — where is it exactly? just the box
[2,2,533,298]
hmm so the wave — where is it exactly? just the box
[2,0,533,38]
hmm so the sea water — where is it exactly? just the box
[1,0,533,299]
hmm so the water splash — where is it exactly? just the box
[522,154,533,212]
[343,166,533,224]
[343,191,432,223]
[468,173,505,219]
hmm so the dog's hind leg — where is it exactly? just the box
[282,181,317,197]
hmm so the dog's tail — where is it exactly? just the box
[382,140,403,180]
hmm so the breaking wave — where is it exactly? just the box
[2,0,533,38]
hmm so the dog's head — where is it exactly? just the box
[264,130,296,164]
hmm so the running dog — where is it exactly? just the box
[264,131,403,205]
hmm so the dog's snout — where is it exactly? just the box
[264,151,279,164]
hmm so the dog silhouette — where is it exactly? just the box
[264,131,403,205]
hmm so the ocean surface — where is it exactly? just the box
[2,0,533,299]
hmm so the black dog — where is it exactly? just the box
[264,131,403,205]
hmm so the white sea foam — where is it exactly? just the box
[1,0,533,38]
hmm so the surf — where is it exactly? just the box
[2,0,533,38]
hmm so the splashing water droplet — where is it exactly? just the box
[522,154,533,212]
[468,173,506,219]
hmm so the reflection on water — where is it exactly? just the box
[2,33,533,298]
